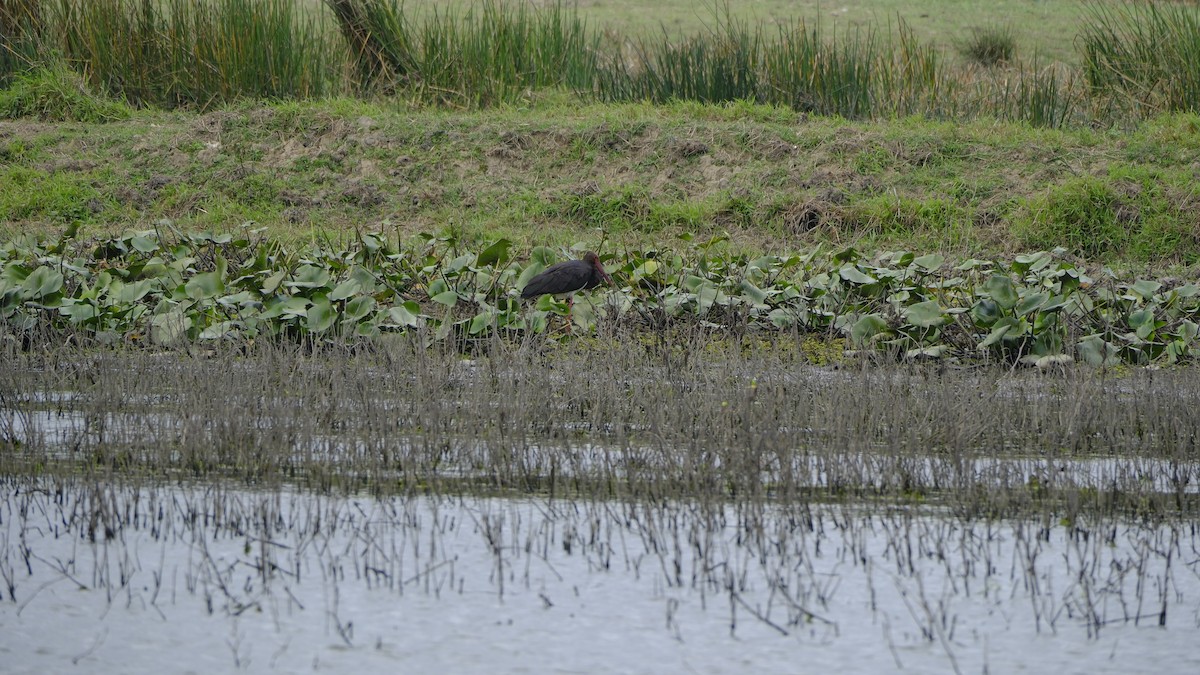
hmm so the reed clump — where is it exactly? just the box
[51,0,334,108]
[2,0,1200,126]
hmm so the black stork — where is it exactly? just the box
[520,251,613,330]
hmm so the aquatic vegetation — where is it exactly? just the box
[3,229,1198,366]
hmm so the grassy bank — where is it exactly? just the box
[2,96,1199,265]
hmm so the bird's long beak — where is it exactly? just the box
[594,258,614,286]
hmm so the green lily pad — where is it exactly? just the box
[851,313,890,344]
[912,254,944,272]
[971,298,1002,326]
[431,290,459,307]
[839,265,876,285]
[20,266,64,300]
[1130,279,1161,300]
[984,275,1019,309]
[1015,292,1048,316]
[904,300,946,328]
[184,271,224,300]
[476,238,513,267]
[305,297,336,333]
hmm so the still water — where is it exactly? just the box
[2,483,1197,674]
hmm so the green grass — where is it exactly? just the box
[1016,167,1200,260]
[3,97,1200,269]
[0,166,104,223]
[0,65,131,122]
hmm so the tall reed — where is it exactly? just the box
[0,0,46,84]
[53,0,334,109]
[3,0,1186,126]
[1080,1,1200,115]
[328,0,600,106]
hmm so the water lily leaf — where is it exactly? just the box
[1013,251,1051,274]
[904,300,946,328]
[912,254,944,272]
[476,239,512,267]
[218,291,257,309]
[1178,320,1199,342]
[984,275,1018,309]
[906,345,948,359]
[633,260,660,281]
[526,312,548,334]
[1033,354,1074,368]
[431,290,459,307]
[571,301,597,330]
[839,265,876,285]
[530,246,556,267]
[971,299,1002,326]
[979,320,1018,348]
[536,294,567,313]
[343,295,375,322]
[329,278,362,301]
[20,266,64,300]
[832,247,860,264]
[287,265,330,289]
[130,235,158,253]
[150,307,189,344]
[768,308,794,328]
[384,301,422,328]
[1130,279,1161,300]
[259,296,311,320]
[1128,308,1155,329]
[2,263,31,286]
[198,321,236,340]
[1031,331,1064,356]
[185,271,224,300]
[851,314,890,344]
[1040,294,1068,312]
[446,253,474,274]
[261,270,285,294]
[468,311,494,335]
[739,279,770,306]
[696,285,719,312]
[1135,323,1157,341]
[681,273,705,291]
[1015,292,1048,316]
[748,255,778,272]
[955,258,992,271]
[58,299,98,323]
[1076,336,1120,366]
[115,279,155,303]
[305,297,336,333]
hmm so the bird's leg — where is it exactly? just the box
[565,295,574,335]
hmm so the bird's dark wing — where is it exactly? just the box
[520,260,588,298]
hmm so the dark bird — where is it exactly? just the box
[521,252,613,332]
[520,251,613,303]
